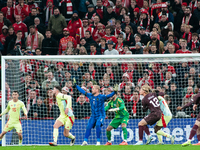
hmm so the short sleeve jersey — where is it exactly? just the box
[142,93,162,114]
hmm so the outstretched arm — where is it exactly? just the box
[105,102,111,111]
[0,103,10,117]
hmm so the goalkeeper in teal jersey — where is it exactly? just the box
[104,93,129,145]
[153,90,175,145]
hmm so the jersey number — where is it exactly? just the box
[150,97,160,107]
[12,108,16,112]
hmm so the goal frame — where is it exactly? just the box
[1,54,200,146]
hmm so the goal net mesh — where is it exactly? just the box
[1,55,200,145]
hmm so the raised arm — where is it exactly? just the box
[104,84,118,100]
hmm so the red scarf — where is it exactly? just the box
[102,0,110,7]
[115,42,123,52]
[189,0,197,12]
[182,13,192,25]
[120,81,126,89]
[59,0,73,14]
[110,72,114,80]
[125,33,131,41]
[191,40,198,50]
[140,16,150,32]
[114,28,122,36]
[186,92,193,98]
[90,51,97,55]
[158,10,169,20]
[182,32,192,43]
[91,70,96,79]
[122,93,133,102]
[132,99,139,114]
[150,2,168,16]
[27,31,39,51]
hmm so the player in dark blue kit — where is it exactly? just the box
[73,78,118,146]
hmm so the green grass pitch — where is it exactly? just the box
[0,145,200,150]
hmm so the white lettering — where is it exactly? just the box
[172,128,183,141]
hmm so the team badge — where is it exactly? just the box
[97,98,99,101]
[14,104,16,107]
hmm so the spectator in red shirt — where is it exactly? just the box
[13,15,28,39]
[92,23,105,43]
[14,0,29,21]
[103,25,117,44]
[1,0,15,24]
[176,38,192,53]
[67,10,83,38]
[59,28,77,55]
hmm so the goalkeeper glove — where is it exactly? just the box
[108,108,120,112]
[113,84,119,92]
[73,78,77,86]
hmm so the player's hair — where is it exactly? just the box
[13,90,19,94]
[54,86,62,92]
[93,85,100,92]
[141,85,151,94]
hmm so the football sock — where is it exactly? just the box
[157,130,171,138]
[122,127,127,141]
[143,125,150,136]
[157,134,162,143]
[96,125,101,142]
[68,133,75,139]
[189,125,198,140]
[53,128,58,143]
[197,134,200,141]
[84,126,92,142]
[106,130,111,142]
[139,126,144,141]
[19,140,22,144]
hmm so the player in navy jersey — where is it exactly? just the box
[177,83,200,146]
[73,78,118,146]
[135,85,162,145]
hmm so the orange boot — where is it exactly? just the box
[105,142,112,145]
[119,141,128,145]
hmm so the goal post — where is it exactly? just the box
[1,54,200,146]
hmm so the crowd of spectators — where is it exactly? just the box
[0,0,200,119]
